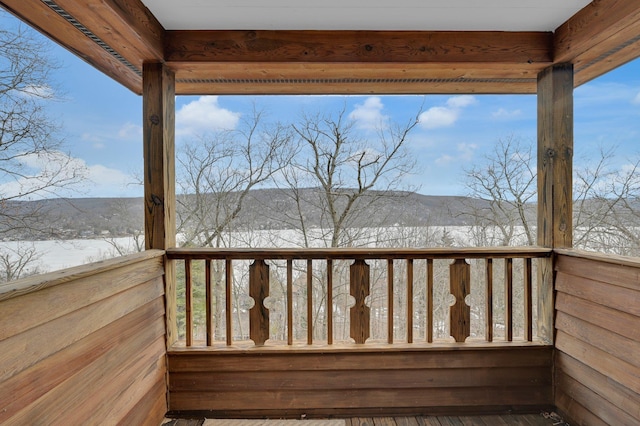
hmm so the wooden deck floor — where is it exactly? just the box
[163,413,568,426]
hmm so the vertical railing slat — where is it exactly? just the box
[287,259,293,345]
[205,259,212,346]
[406,259,413,343]
[450,259,471,342]
[307,259,313,345]
[427,258,433,343]
[225,258,232,346]
[485,258,493,342]
[327,259,333,345]
[249,259,270,346]
[505,258,513,342]
[350,259,370,344]
[525,258,533,342]
[184,258,193,347]
[387,259,394,344]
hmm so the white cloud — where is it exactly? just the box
[176,96,241,136]
[492,108,522,119]
[419,106,458,129]
[436,143,477,165]
[118,122,142,139]
[632,91,640,105]
[18,84,55,99]
[81,133,105,149]
[82,164,140,197]
[0,151,140,199]
[349,97,388,130]
[446,95,476,109]
[419,96,477,129]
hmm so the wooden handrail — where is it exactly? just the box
[168,247,551,348]
[166,246,551,260]
[0,250,165,302]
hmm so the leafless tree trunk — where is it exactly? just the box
[0,15,86,281]
[461,135,536,246]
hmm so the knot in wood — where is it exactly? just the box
[149,114,160,125]
[151,194,163,206]
[364,44,374,52]
[546,148,556,158]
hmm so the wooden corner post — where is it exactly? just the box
[537,63,573,344]
[143,62,177,347]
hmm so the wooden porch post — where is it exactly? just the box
[143,62,177,346]
[537,63,573,344]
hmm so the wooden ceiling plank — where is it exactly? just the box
[554,0,640,63]
[165,30,553,65]
[0,0,142,93]
[53,0,164,67]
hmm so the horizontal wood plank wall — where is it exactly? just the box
[167,345,552,417]
[0,250,168,425]
[554,251,640,426]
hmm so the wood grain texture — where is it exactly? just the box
[143,61,176,346]
[556,352,640,422]
[52,0,164,63]
[249,259,270,346]
[449,259,470,343]
[165,30,552,64]
[350,259,371,344]
[0,253,163,340]
[553,0,640,62]
[0,257,167,424]
[0,249,163,302]
[167,345,552,416]
[167,247,552,261]
[536,63,573,344]
[555,253,640,425]
[0,299,164,422]
[0,0,143,93]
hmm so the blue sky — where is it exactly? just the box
[2,11,640,199]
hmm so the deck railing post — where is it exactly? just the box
[450,259,471,342]
[249,259,270,345]
[350,259,370,344]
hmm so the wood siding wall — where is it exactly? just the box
[0,250,168,425]
[167,344,552,417]
[555,251,640,425]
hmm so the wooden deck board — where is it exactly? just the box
[164,414,565,426]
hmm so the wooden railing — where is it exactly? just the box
[166,247,551,348]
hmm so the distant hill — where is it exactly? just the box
[1,189,498,241]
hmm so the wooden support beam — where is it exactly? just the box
[143,62,176,345]
[53,0,164,63]
[555,0,640,85]
[537,63,574,344]
[165,30,552,64]
[0,0,147,93]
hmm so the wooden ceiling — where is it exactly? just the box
[1,0,639,95]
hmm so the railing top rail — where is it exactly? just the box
[166,246,552,260]
[0,249,165,302]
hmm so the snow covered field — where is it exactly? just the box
[0,237,136,272]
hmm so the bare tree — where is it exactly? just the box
[0,15,85,281]
[176,108,293,248]
[461,135,536,246]
[0,243,42,282]
[276,107,421,249]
